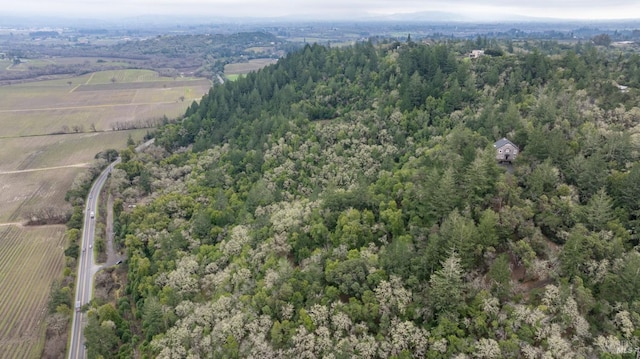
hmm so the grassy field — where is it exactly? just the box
[0,168,79,223]
[245,46,277,54]
[0,56,147,78]
[0,68,208,219]
[224,74,243,82]
[0,130,147,223]
[0,69,211,137]
[0,225,66,359]
[87,69,174,84]
[0,59,11,69]
[0,130,149,172]
[224,58,278,75]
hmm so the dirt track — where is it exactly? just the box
[0,222,23,227]
[0,163,90,174]
[0,101,179,113]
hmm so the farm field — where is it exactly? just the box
[0,130,148,172]
[0,130,147,223]
[0,69,211,137]
[0,225,66,359]
[0,167,79,223]
[0,68,208,222]
[0,56,146,79]
[225,74,243,81]
[0,67,212,357]
[0,68,206,220]
[224,58,278,75]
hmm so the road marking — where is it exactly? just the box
[69,160,119,359]
[73,207,92,358]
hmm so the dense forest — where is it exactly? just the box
[86,38,640,357]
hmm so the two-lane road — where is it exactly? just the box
[68,158,120,359]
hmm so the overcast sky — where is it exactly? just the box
[4,0,640,21]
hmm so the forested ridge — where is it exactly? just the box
[89,39,640,358]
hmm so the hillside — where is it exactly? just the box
[91,40,640,357]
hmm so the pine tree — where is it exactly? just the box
[582,188,614,231]
[429,251,465,316]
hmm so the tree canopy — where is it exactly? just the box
[92,38,640,358]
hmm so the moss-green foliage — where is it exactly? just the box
[102,40,640,357]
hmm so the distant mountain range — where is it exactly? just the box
[341,10,640,23]
[1,11,639,29]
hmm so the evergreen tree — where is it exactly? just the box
[429,251,465,316]
[582,188,615,231]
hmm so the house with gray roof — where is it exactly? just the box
[494,138,519,163]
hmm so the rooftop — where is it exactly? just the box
[494,137,518,149]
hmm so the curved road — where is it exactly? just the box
[68,158,120,359]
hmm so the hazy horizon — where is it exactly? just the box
[2,0,640,22]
